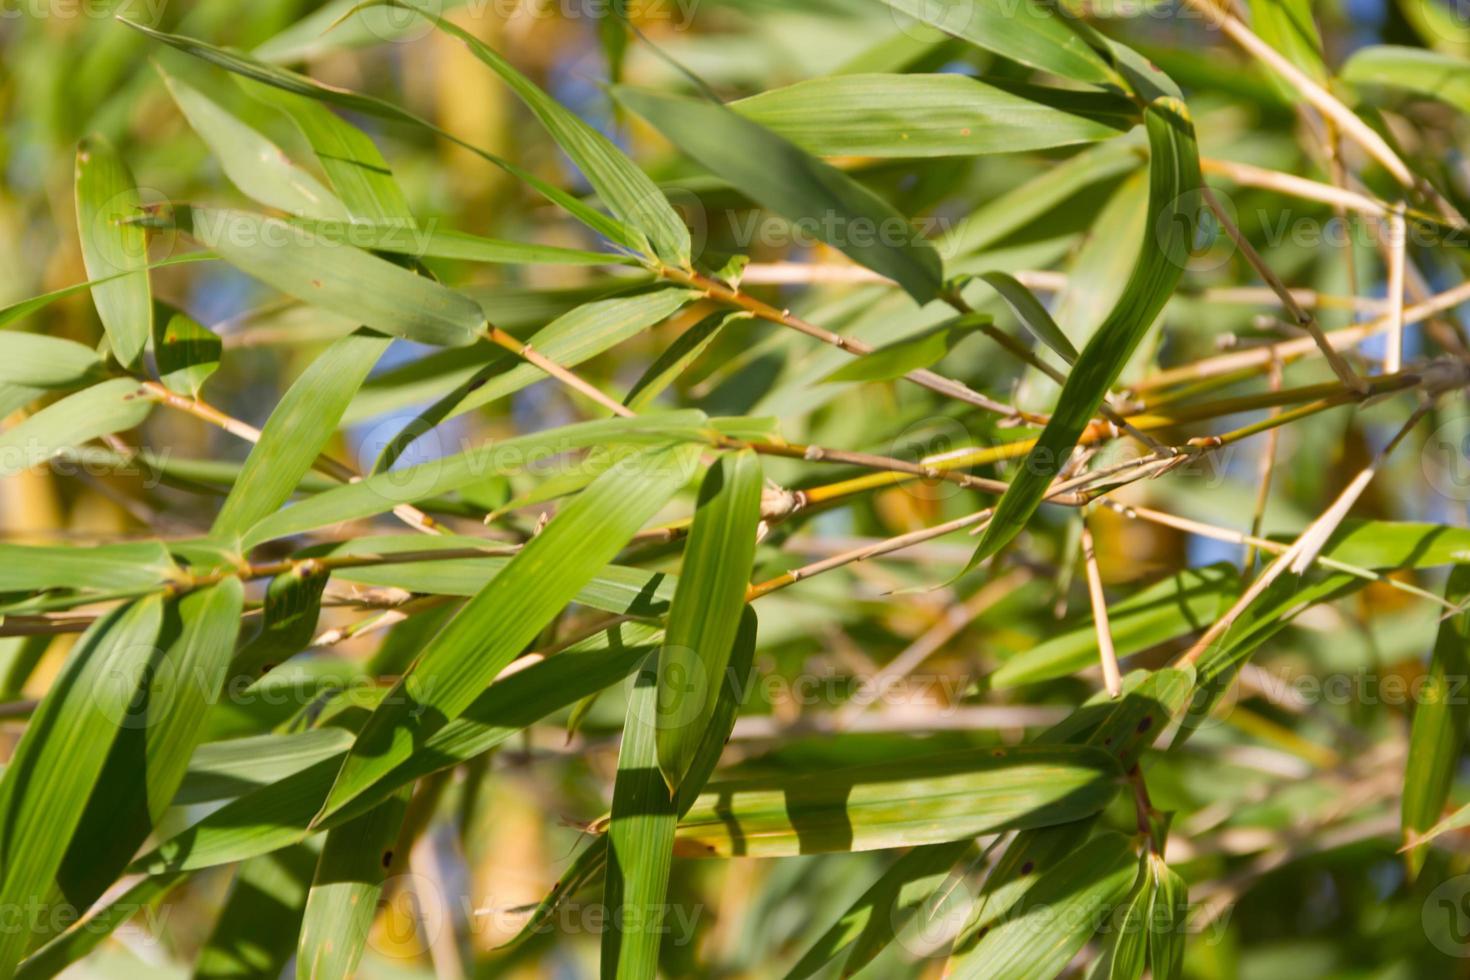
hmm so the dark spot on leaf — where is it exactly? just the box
[1020,861,1034,875]
[381,850,393,868]
[1136,715,1153,733]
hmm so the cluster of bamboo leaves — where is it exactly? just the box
[6,0,1470,976]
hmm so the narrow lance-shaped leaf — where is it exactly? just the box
[948,832,1139,980]
[228,563,331,682]
[0,334,107,390]
[14,874,187,980]
[603,658,678,980]
[656,449,762,790]
[875,0,1118,86]
[153,306,221,398]
[0,596,165,977]
[74,135,151,366]
[0,378,153,479]
[1341,45,1470,115]
[159,65,348,219]
[625,311,744,411]
[195,845,318,979]
[977,270,1080,365]
[122,21,640,251]
[53,581,245,916]
[1148,854,1188,980]
[374,0,692,266]
[969,97,1200,567]
[733,74,1135,158]
[211,328,389,542]
[822,314,988,383]
[297,790,409,980]
[669,743,1122,858]
[1402,564,1470,877]
[614,86,944,303]
[317,443,702,822]
[173,206,483,347]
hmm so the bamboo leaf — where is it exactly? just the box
[159,66,348,219]
[0,253,214,332]
[373,0,692,265]
[0,595,165,976]
[656,449,763,791]
[291,219,628,266]
[1249,0,1328,90]
[153,306,221,398]
[317,444,701,822]
[297,790,409,979]
[1402,564,1470,878]
[0,378,153,479]
[0,539,176,593]
[603,658,678,980]
[228,563,331,682]
[970,98,1200,566]
[822,314,988,383]
[211,328,389,542]
[947,831,1138,980]
[977,270,1081,365]
[625,311,743,411]
[1342,45,1470,114]
[174,207,483,347]
[0,334,107,389]
[74,135,151,367]
[614,86,945,303]
[134,622,663,874]
[733,75,1135,158]
[14,874,186,980]
[52,582,244,917]
[668,744,1122,858]
[1148,854,1187,980]
[1103,863,1151,980]
[875,0,1118,85]
[241,409,711,546]
[195,845,317,979]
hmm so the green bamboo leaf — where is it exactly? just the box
[133,622,662,874]
[14,874,186,980]
[1403,565,1470,878]
[317,443,701,822]
[822,314,988,383]
[74,135,151,367]
[211,328,389,542]
[786,840,975,980]
[0,378,153,479]
[0,595,165,977]
[1148,854,1187,980]
[1249,0,1328,92]
[603,658,678,980]
[0,334,107,389]
[625,311,744,411]
[297,790,409,979]
[159,66,348,219]
[875,0,1118,85]
[970,97,1200,566]
[153,306,221,398]
[1342,45,1470,114]
[948,832,1138,980]
[179,729,356,806]
[0,636,49,701]
[195,845,317,979]
[228,563,331,682]
[369,0,691,265]
[241,409,711,546]
[243,80,414,224]
[656,449,762,791]
[733,74,1134,158]
[124,21,641,250]
[669,743,1122,858]
[977,270,1081,365]
[290,219,628,266]
[0,539,176,593]
[174,207,483,347]
[0,253,214,332]
[613,86,944,303]
[1104,863,1151,980]
[992,566,1236,689]
[51,582,244,916]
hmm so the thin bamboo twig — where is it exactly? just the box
[1201,186,1367,393]
[1385,204,1408,374]
[484,326,636,419]
[1080,515,1122,698]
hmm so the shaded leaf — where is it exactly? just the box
[74,136,151,366]
[153,307,221,398]
[822,314,988,383]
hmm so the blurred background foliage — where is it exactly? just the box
[4,0,1470,977]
